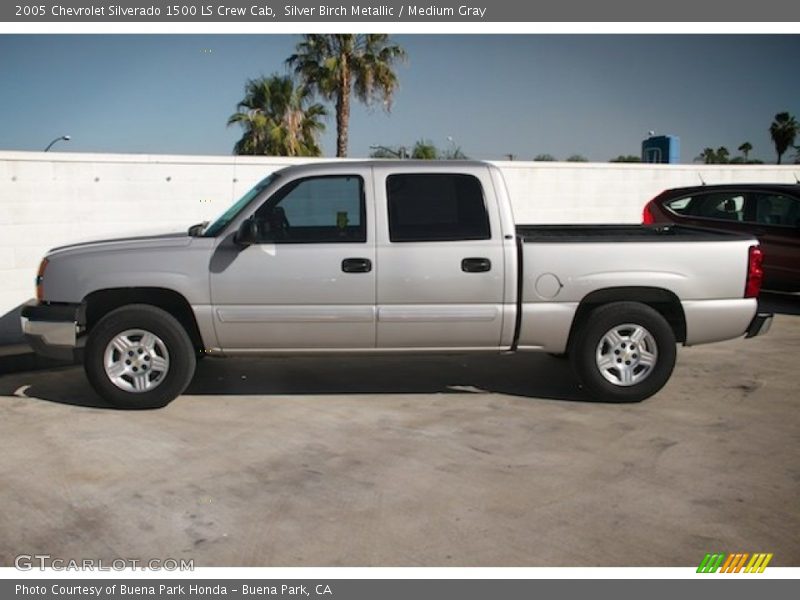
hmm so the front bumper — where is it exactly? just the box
[745,312,773,339]
[21,302,84,361]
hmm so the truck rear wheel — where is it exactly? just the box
[84,304,196,409]
[570,301,676,403]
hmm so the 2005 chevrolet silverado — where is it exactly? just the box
[22,161,773,408]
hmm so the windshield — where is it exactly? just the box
[202,173,279,237]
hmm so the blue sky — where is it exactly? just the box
[0,34,798,162]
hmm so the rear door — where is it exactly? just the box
[750,191,800,289]
[373,166,506,348]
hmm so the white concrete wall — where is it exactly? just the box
[1,150,798,342]
[498,160,800,224]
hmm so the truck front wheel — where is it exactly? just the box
[570,302,676,403]
[84,304,196,409]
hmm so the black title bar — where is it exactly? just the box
[4,0,800,22]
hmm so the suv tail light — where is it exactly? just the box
[745,246,764,298]
[642,200,655,224]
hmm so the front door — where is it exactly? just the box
[209,169,376,351]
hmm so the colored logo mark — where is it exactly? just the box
[697,552,773,573]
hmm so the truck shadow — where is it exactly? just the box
[0,353,590,409]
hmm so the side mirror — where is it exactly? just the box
[234,218,259,246]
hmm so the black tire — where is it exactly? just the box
[84,304,196,409]
[569,301,676,403]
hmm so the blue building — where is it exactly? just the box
[642,135,680,164]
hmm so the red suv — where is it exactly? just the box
[644,184,800,291]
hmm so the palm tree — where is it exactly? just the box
[696,147,717,164]
[411,139,438,159]
[287,34,406,157]
[715,146,730,164]
[738,142,752,161]
[227,75,327,156]
[769,112,799,164]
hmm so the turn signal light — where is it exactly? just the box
[745,246,764,298]
[35,258,48,302]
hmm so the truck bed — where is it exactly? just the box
[515,224,753,243]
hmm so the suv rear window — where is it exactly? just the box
[386,174,490,242]
[665,192,745,221]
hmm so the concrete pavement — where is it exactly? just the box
[0,310,798,567]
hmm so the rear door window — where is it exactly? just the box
[751,193,800,227]
[386,174,490,242]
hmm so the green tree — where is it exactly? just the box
[738,141,753,161]
[411,139,438,159]
[609,155,641,163]
[533,154,556,162]
[368,140,467,160]
[697,146,749,164]
[288,34,406,158]
[769,111,799,164]
[442,140,468,160]
[697,147,715,164]
[442,147,468,159]
[369,145,406,159]
[697,147,731,164]
[227,75,326,156]
[566,154,588,162]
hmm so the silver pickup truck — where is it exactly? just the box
[22,161,772,408]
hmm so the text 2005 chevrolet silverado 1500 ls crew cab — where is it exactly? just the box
[22,161,773,408]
